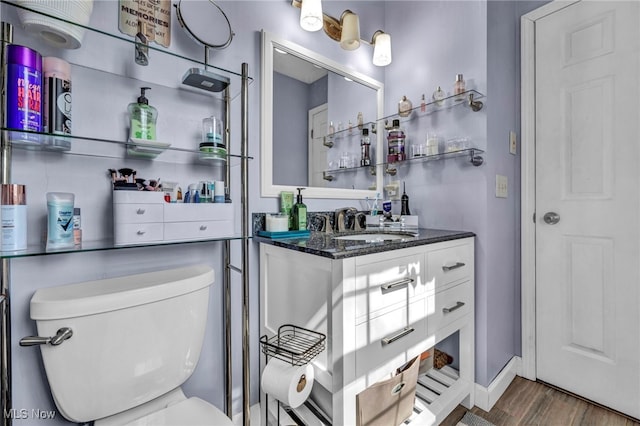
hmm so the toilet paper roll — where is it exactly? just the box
[261,358,314,408]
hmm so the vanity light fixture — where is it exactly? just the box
[339,10,360,50]
[299,0,323,31]
[371,30,392,67]
[292,0,392,66]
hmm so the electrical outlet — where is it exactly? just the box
[385,180,400,200]
[509,131,517,155]
[496,175,508,198]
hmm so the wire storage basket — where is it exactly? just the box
[260,324,326,366]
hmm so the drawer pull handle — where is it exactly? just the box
[442,262,465,271]
[443,301,465,314]
[381,278,414,292]
[200,225,208,231]
[382,327,415,345]
[137,230,146,235]
[136,208,146,215]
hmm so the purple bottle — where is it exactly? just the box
[6,45,43,144]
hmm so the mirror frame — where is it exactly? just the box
[261,30,384,199]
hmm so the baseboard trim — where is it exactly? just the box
[474,356,522,412]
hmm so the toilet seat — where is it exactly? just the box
[123,397,234,426]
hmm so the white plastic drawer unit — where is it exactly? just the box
[113,191,234,246]
[354,251,423,324]
[426,240,473,292]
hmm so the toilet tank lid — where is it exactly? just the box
[30,264,214,320]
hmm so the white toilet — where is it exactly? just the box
[26,264,234,426]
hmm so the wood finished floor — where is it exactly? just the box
[440,376,640,426]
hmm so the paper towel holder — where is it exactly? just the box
[260,324,326,366]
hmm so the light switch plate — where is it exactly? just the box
[509,131,517,155]
[496,175,508,198]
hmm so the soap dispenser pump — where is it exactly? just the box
[292,187,307,231]
[128,86,158,141]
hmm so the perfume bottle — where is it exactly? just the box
[432,86,445,106]
[357,112,364,130]
[398,95,413,117]
[420,94,426,112]
[360,128,371,166]
[454,74,466,97]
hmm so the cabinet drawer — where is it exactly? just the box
[426,242,472,291]
[164,220,234,241]
[114,223,163,245]
[164,202,233,222]
[427,280,472,336]
[355,253,422,323]
[114,203,163,224]
[355,299,426,378]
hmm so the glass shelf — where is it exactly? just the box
[322,148,485,178]
[320,90,484,146]
[0,234,251,259]
[382,148,485,172]
[377,90,485,125]
[2,129,253,166]
[0,1,253,100]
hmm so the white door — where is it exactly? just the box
[308,104,328,187]
[535,0,640,418]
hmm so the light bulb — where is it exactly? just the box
[339,11,360,51]
[300,0,323,32]
[372,32,392,66]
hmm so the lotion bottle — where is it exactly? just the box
[128,87,157,141]
[292,187,307,231]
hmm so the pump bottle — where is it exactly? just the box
[292,188,307,231]
[128,87,157,141]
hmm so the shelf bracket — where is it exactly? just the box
[323,171,335,181]
[469,149,484,166]
[322,136,334,148]
[468,93,483,112]
[385,165,397,176]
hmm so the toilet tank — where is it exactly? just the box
[29,264,215,423]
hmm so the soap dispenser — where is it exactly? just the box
[128,86,157,141]
[292,187,307,231]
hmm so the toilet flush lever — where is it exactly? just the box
[20,327,73,347]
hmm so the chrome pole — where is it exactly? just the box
[241,63,250,426]
[0,21,12,426]
[223,86,232,418]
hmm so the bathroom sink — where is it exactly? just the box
[333,232,415,242]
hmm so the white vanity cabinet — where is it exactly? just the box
[260,236,475,425]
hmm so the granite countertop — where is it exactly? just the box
[254,228,475,259]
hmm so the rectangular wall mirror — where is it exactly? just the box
[260,31,384,199]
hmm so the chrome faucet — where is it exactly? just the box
[335,207,358,232]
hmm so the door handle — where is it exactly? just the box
[543,212,560,225]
